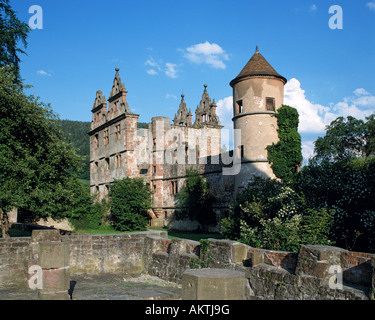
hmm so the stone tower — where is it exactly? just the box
[229,47,287,194]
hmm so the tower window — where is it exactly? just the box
[266,97,275,111]
[236,100,243,114]
[105,157,110,170]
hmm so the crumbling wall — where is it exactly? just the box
[1,230,374,300]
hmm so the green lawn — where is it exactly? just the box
[4,224,223,242]
[150,227,223,241]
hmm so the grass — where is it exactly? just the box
[4,224,223,242]
[75,226,223,242]
[150,227,223,241]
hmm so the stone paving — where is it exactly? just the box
[0,274,182,300]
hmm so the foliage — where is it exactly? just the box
[0,0,30,82]
[365,114,375,157]
[59,120,91,180]
[177,168,216,229]
[189,239,213,269]
[67,180,108,230]
[220,177,334,252]
[109,177,152,232]
[294,157,375,252]
[0,67,82,236]
[313,116,367,162]
[266,105,303,183]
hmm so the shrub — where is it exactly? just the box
[294,157,375,252]
[177,168,216,230]
[109,177,152,232]
[221,177,334,252]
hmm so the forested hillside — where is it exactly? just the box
[58,120,149,180]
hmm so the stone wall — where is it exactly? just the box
[65,231,166,274]
[142,235,375,300]
[0,237,30,287]
[1,230,374,300]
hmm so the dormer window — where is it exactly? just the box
[266,97,275,112]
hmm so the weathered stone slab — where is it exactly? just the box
[38,242,70,269]
[42,267,70,292]
[31,229,61,243]
[295,245,346,279]
[182,268,245,300]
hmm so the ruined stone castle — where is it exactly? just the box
[89,47,287,229]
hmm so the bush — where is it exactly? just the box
[294,157,375,252]
[109,177,152,232]
[221,177,334,252]
[177,168,216,230]
[67,180,108,230]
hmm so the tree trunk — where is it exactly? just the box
[0,208,10,238]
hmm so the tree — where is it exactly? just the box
[177,168,216,230]
[109,177,153,232]
[266,105,303,183]
[365,114,375,157]
[312,116,367,162]
[221,177,333,251]
[0,0,30,81]
[0,67,81,237]
[294,157,375,253]
[220,177,334,252]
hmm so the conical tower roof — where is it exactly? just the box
[230,46,287,87]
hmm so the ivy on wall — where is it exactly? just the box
[266,105,303,183]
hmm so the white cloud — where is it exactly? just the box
[165,93,178,100]
[146,69,158,76]
[144,56,178,78]
[284,78,330,133]
[216,96,233,129]
[145,57,160,68]
[165,63,178,78]
[146,69,157,76]
[302,141,315,162]
[284,78,375,134]
[183,41,229,69]
[36,70,52,77]
[366,2,375,10]
[310,4,317,11]
[353,88,370,96]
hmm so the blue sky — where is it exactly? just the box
[10,0,375,160]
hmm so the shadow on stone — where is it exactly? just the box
[68,281,77,300]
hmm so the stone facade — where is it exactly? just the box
[89,48,286,228]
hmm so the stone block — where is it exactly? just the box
[38,291,70,300]
[42,267,70,292]
[231,243,248,264]
[31,229,61,243]
[38,242,70,269]
[295,245,346,279]
[244,251,264,267]
[182,268,245,300]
